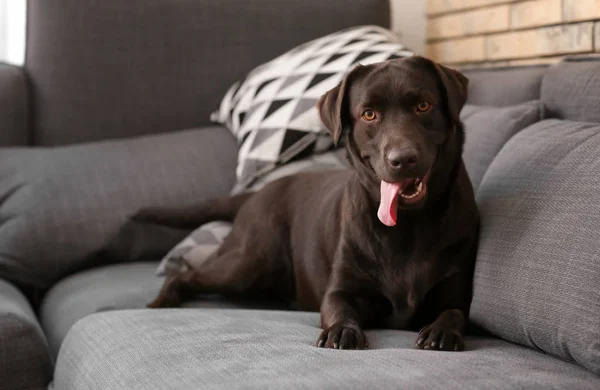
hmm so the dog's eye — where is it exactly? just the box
[416,101,431,113]
[362,109,376,121]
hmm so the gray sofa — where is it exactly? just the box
[1,1,599,389]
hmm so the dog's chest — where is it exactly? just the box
[367,239,439,329]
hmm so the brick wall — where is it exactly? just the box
[425,0,600,68]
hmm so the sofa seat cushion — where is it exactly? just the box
[52,309,600,390]
[40,262,290,360]
[54,309,600,390]
[0,127,237,288]
[0,279,53,389]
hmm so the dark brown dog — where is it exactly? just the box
[135,56,479,351]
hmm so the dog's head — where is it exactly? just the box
[317,56,468,226]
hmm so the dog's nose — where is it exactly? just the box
[386,148,418,170]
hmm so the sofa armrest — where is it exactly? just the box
[0,62,29,146]
[0,279,53,388]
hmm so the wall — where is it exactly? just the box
[0,0,6,61]
[391,0,427,55]
[425,0,600,68]
[0,0,26,65]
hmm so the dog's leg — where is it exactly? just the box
[147,273,194,308]
[146,193,290,309]
[413,268,472,352]
[316,243,371,350]
[317,290,370,350]
[148,247,289,308]
[147,251,248,308]
[133,192,254,229]
[415,308,465,351]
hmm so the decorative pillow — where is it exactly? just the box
[156,149,350,275]
[211,25,411,188]
[471,119,600,375]
[0,127,237,288]
[461,101,541,192]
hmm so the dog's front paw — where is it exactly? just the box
[414,324,464,351]
[316,323,368,350]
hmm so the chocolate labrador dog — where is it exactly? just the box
[136,56,479,351]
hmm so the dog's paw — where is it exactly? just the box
[414,324,464,351]
[146,294,181,309]
[316,323,368,350]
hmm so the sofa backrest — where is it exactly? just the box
[463,65,547,107]
[460,59,600,193]
[24,0,390,146]
[0,63,29,146]
[541,59,600,123]
[463,58,600,121]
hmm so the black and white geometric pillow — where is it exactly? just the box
[211,25,412,187]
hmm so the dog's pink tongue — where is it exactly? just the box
[377,181,403,226]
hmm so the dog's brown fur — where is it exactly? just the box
[135,56,479,351]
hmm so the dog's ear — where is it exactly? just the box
[432,62,469,125]
[316,65,366,145]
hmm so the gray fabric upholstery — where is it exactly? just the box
[40,262,290,360]
[25,0,390,146]
[463,66,547,107]
[461,101,540,191]
[52,309,600,390]
[39,263,163,361]
[541,61,600,123]
[471,119,600,375]
[0,127,237,288]
[0,278,53,389]
[0,63,29,146]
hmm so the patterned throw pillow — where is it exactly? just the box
[211,25,411,188]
